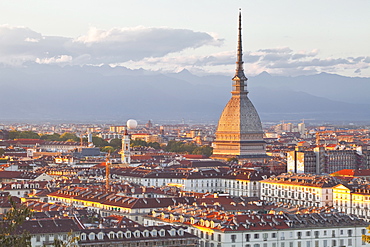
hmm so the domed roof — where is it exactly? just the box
[216,95,263,134]
[212,10,267,161]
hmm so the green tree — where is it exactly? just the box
[0,197,33,247]
[148,142,161,150]
[19,131,40,139]
[192,145,213,157]
[8,131,40,140]
[8,130,21,140]
[131,139,148,147]
[40,133,61,141]
[101,146,115,153]
[92,136,109,147]
[129,139,161,150]
[183,142,197,153]
[165,140,183,152]
[165,141,197,154]
[60,133,79,142]
[109,138,122,149]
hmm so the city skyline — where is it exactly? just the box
[1,0,370,77]
[1,0,370,241]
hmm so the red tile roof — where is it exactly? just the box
[16,218,81,234]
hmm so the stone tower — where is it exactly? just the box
[121,128,131,164]
[212,11,268,162]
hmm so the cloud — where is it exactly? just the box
[245,48,370,76]
[117,45,370,77]
[291,49,319,60]
[0,25,222,66]
[35,55,73,64]
[0,25,369,77]
[24,37,39,43]
[71,27,223,63]
[363,57,370,63]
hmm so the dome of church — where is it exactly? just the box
[216,96,263,134]
[211,10,268,162]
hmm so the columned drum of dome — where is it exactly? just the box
[212,11,269,162]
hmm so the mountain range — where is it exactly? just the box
[0,64,369,124]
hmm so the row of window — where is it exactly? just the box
[34,233,68,242]
[190,229,222,242]
[262,184,326,194]
[230,229,354,242]
[81,239,196,247]
[262,190,322,199]
[243,238,357,247]
[8,183,40,189]
[81,228,182,241]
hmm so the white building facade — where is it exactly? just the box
[260,173,336,207]
[114,167,265,197]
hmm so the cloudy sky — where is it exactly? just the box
[1,0,369,77]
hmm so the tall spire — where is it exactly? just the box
[236,10,244,77]
[232,9,248,94]
[212,10,267,163]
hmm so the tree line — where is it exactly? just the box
[5,131,213,156]
[9,130,80,142]
[164,140,213,157]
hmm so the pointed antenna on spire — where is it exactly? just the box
[235,8,246,80]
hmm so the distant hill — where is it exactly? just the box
[250,71,370,104]
[0,64,369,123]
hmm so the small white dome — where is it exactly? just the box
[127,119,138,129]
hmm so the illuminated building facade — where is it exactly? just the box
[114,167,266,197]
[260,173,337,207]
[333,184,370,222]
[145,204,367,247]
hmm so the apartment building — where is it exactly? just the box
[144,205,368,247]
[260,173,338,207]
